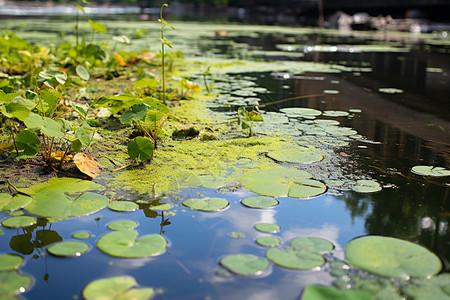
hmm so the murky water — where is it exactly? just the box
[0,18,449,299]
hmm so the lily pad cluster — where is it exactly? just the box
[0,254,32,298]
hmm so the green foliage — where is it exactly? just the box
[237,106,263,136]
[128,136,154,162]
[159,3,175,103]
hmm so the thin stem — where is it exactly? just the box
[8,120,19,155]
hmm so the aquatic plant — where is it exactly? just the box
[237,106,263,136]
[158,3,174,103]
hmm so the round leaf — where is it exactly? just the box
[352,180,382,193]
[97,230,167,258]
[267,149,324,164]
[0,194,32,212]
[76,65,90,81]
[182,197,229,211]
[345,236,443,279]
[108,201,138,212]
[128,137,154,161]
[72,231,92,239]
[0,271,32,296]
[241,196,279,208]
[220,254,270,276]
[266,248,325,270]
[411,165,450,177]
[254,223,280,233]
[47,241,89,257]
[288,178,327,199]
[15,130,40,156]
[256,236,280,247]
[83,276,154,300]
[0,254,23,271]
[1,216,36,228]
[290,237,334,253]
[107,220,138,231]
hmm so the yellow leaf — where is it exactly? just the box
[73,153,102,179]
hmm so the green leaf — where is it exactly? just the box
[290,237,334,254]
[267,149,324,164]
[72,231,92,239]
[411,165,450,177]
[76,65,90,81]
[5,102,31,121]
[83,276,154,300]
[0,271,32,296]
[75,121,92,146]
[24,113,63,138]
[108,201,138,212]
[15,130,40,156]
[76,4,85,13]
[40,89,61,117]
[128,137,154,161]
[120,103,148,125]
[88,20,107,33]
[288,178,327,199]
[301,285,373,300]
[97,230,167,258]
[182,197,229,211]
[107,220,139,231]
[256,236,280,247]
[266,247,325,270]
[220,254,270,276]
[345,235,442,279]
[254,223,280,233]
[352,179,382,193]
[47,241,89,257]
[1,216,36,228]
[0,193,32,212]
[241,196,279,208]
[160,38,173,48]
[403,274,450,300]
[0,254,23,271]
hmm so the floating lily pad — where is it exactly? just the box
[325,126,357,136]
[1,216,36,228]
[254,223,280,233]
[266,248,325,270]
[280,107,322,118]
[107,220,139,231]
[323,90,339,94]
[97,230,167,258]
[288,178,327,199]
[302,285,373,300]
[241,196,279,208]
[239,168,313,197]
[0,271,32,297]
[290,237,334,253]
[182,197,229,211]
[411,165,450,177]
[149,203,172,211]
[403,273,450,300]
[322,110,349,117]
[82,276,154,300]
[72,231,92,240]
[379,87,403,94]
[47,241,89,257]
[220,254,270,276]
[313,119,340,126]
[0,254,23,271]
[266,149,324,164]
[256,236,281,247]
[0,194,32,212]
[108,201,138,212]
[352,180,382,193]
[345,236,443,279]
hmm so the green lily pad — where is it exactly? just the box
[128,136,154,162]
[302,285,373,300]
[241,196,279,208]
[189,174,227,188]
[18,177,101,195]
[107,220,139,231]
[47,241,90,257]
[82,276,154,300]
[345,236,443,279]
[220,254,270,276]
[352,180,382,193]
[182,197,229,211]
[1,216,36,228]
[313,119,340,126]
[97,230,167,258]
[108,201,138,212]
[379,87,403,94]
[322,110,349,117]
[0,271,32,297]
[254,223,280,233]
[72,231,92,239]
[325,126,358,136]
[0,194,33,212]
[239,168,313,197]
[149,203,172,211]
[411,165,450,177]
[266,149,324,164]
[290,237,334,253]
[0,254,23,271]
[266,247,325,270]
[403,273,450,300]
[280,107,322,118]
[288,178,327,199]
[256,236,281,247]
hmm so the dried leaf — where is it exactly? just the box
[73,153,102,179]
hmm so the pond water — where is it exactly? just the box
[0,17,449,299]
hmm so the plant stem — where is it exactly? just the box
[8,120,19,155]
